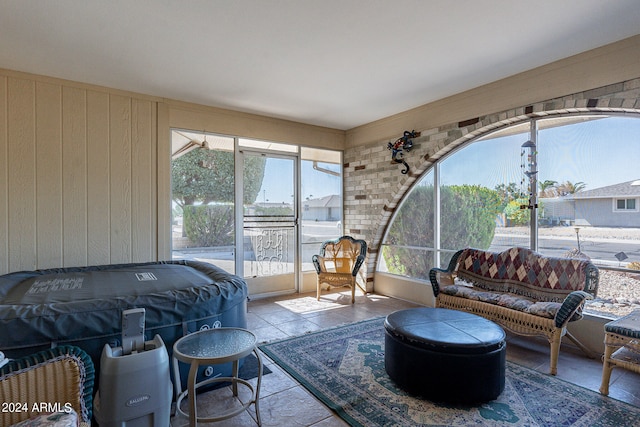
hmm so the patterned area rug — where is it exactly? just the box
[259,318,640,427]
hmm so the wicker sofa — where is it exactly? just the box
[429,247,599,375]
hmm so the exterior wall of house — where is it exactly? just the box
[304,207,330,221]
[575,198,640,227]
[540,198,575,224]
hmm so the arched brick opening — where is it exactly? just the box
[370,104,640,282]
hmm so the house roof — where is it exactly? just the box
[570,180,640,199]
[304,195,341,208]
[1,1,639,130]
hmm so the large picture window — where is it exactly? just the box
[379,115,640,319]
[170,130,343,282]
[170,131,236,273]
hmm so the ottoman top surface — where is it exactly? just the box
[384,308,505,354]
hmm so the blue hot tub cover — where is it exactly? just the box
[0,260,248,361]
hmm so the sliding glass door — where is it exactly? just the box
[238,149,298,294]
[171,130,342,297]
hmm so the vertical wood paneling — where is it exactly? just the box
[0,77,7,274]
[1,71,165,274]
[109,94,132,263]
[35,82,63,268]
[87,90,111,264]
[131,99,155,261]
[62,86,87,267]
[7,78,36,271]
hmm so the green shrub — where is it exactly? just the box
[503,198,530,225]
[440,185,502,250]
[183,204,234,247]
[383,184,501,278]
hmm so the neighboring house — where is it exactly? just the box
[303,195,341,221]
[540,180,640,227]
[539,198,577,225]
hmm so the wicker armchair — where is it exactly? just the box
[0,345,94,427]
[312,236,367,304]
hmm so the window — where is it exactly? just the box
[170,130,235,273]
[170,131,343,278]
[379,115,640,319]
[615,198,637,211]
[300,147,343,272]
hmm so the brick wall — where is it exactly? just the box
[344,78,640,291]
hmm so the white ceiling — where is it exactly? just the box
[1,0,639,130]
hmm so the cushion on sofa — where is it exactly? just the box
[10,411,78,427]
[526,301,582,321]
[441,283,582,321]
[440,285,535,312]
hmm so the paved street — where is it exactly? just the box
[491,232,640,266]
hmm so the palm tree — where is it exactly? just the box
[556,181,586,196]
[539,180,558,197]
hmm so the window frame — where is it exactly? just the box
[613,198,638,212]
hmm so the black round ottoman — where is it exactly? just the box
[384,307,506,404]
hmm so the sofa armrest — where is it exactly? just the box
[555,290,593,328]
[312,254,323,274]
[429,268,448,297]
[584,263,600,298]
[428,249,465,297]
[352,254,365,277]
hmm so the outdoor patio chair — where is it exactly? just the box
[312,236,367,304]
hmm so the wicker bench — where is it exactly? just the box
[429,247,599,375]
[600,309,640,395]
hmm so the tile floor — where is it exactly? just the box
[170,289,640,426]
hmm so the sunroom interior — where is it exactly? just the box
[1,1,640,423]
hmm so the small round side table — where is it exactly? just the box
[172,327,262,426]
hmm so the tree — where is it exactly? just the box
[383,184,502,278]
[494,182,520,209]
[171,148,266,207]
[441,185,502,250]
[556,181,586,196]
[183,204,234,247]
[539,180,558,197]
[504,197,530,225]
[171,147,266,247]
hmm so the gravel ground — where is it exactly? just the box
[498,225,640,240]
[498,226,640,318]
[585,269,640,318]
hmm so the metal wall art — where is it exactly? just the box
[387,130,420,174]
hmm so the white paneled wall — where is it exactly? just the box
[0,74,157,274]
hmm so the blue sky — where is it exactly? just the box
[258,159,342,204]
[440,116,640,192]
[255,116,640,204]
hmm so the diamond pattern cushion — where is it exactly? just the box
[456,247,589,302]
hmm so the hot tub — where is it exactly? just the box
[0,260,248,391]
